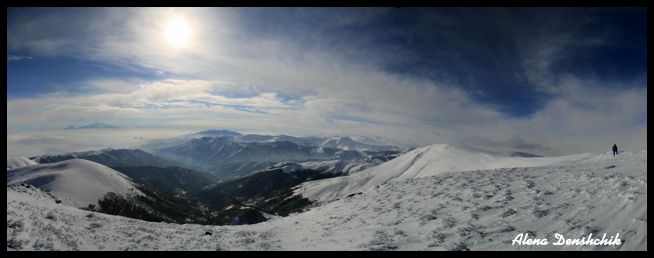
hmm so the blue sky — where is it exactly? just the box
[6,7,648,154]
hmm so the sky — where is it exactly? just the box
[6,7,647,156]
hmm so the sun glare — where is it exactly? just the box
[164,16,192,49]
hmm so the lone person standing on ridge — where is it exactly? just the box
[612,144,619,156]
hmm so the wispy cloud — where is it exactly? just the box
[7,55,33,61]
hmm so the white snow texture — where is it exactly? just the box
[6,144,647,250]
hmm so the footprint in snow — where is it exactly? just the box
[448,241,470,251]
[366,230,398,251]
[441,216,457,229]
[532,208,549,218]
[427,232,447,247]
[525,180,535,189]
[457,223,487,239]
[502,208,517,218]
[499,224,516,233]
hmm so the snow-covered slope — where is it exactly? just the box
[7,157,38,170]
[6,150,646,250]
[295,144,595,202]
[7,159,140,208]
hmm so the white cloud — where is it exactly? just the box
[7,8,647,155]
[6,128,196,158]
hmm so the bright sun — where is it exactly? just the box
[164,16,192,49]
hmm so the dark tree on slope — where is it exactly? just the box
[86,184,267,225]
[110,166,217,196]
[196,168,329,216]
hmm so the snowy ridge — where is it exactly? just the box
[295,144,596,202]
[7,159,141,208]
[318,136,401,152]
[350,135,414,151]
[145,132,402,180]
[30,148,180,169]
[274,158,388,175]
[179,130,402,152]
[6,149,646,250]
[7,157,38,170]
[31,149,112,163]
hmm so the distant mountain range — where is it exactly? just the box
[178,129,404,152]
[31,148,178,168]
[141,129,404,179]
[65,121,119,129]
[8,129,406,226]
[457,136,548,157]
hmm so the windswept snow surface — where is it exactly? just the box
[7,159,140,208]
[296,144,596,202]
[6,157,38,170]
[7,149,646,250]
